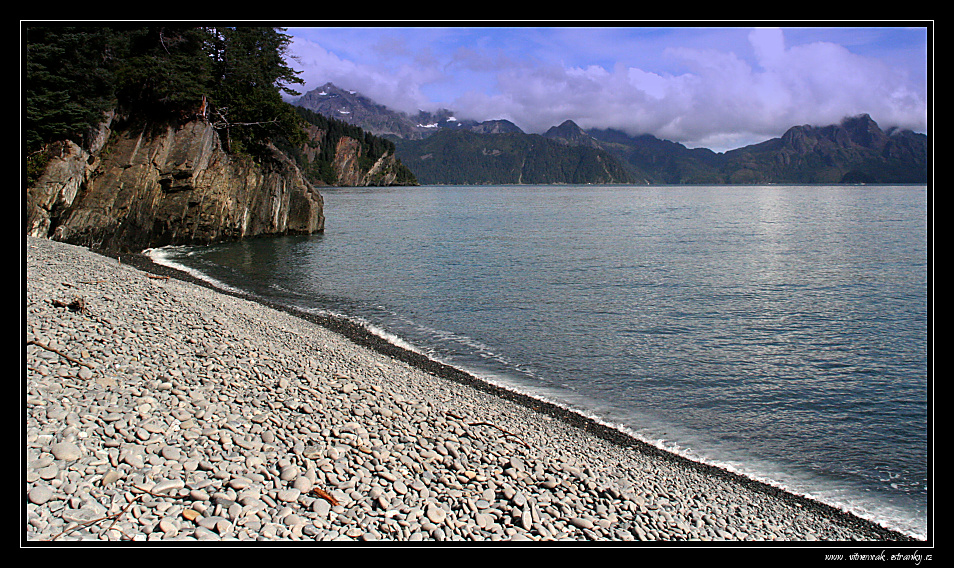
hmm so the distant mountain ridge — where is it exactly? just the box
[292,83,928,185]
[717,114,929,184]
[392,129,635,185]
[294,83,458,140]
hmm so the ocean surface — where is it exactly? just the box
[149,184,930,539]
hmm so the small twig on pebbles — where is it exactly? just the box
[310,487,340,506]
[445,411,530,448]
[44,484,180,542]
[26,340,93,368]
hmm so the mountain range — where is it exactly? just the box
[292,82,928,185]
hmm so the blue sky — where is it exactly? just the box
[286,24,929,152]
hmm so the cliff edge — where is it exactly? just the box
[26,113,324,253]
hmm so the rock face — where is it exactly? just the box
[327,134,406,187]
[293,120,417,188]
[26,114,324,253]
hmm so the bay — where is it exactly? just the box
[150,184,929,539]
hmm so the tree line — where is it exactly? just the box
[25,25,306,173]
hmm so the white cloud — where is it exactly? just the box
[290,35,437,114]
[288,27,928,152]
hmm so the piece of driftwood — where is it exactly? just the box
[27,340,93,368]
[310,487,340,507]
[45,484,168,541]
[51,296,86,312]
[445,411,530,448]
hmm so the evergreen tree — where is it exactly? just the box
[205,27,305,156]
[25,25,307,164]
[111,26,213,120]
[25,26,118,154]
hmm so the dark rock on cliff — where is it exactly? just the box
[26,113,325,253]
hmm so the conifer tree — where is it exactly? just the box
[111,26,212,119]
[205,26,305,156]
[25,26,117,154]
[25,25,307,162]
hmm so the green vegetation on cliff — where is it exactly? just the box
[25,24,416,188]
[25,25,305,171]
[278,107,418,186]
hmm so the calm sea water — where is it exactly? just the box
[150,184,929,538]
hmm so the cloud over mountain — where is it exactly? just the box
[288,26,928,153]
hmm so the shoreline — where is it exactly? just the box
[25,237,922,544]
[114,243,921,542]
[121,248,918,542]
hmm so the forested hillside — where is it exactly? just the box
[26,25,416,190]
[395,130,634,185]
[279,107,418,186]
[25,25,306,181]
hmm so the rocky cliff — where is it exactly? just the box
[26,113,325,253]
[294,120,415,187]
[329,136,404,187]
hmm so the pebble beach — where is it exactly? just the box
[23,236,916,544]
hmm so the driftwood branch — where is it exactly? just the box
[43,482,348,541]
[45,484,173,542]
[27,340,93,369]
[51,296,86,313]
[210,106,280,130]
[445,411,530,448]
[310,487,340,507]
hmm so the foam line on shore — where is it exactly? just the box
[133,245,919,542]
